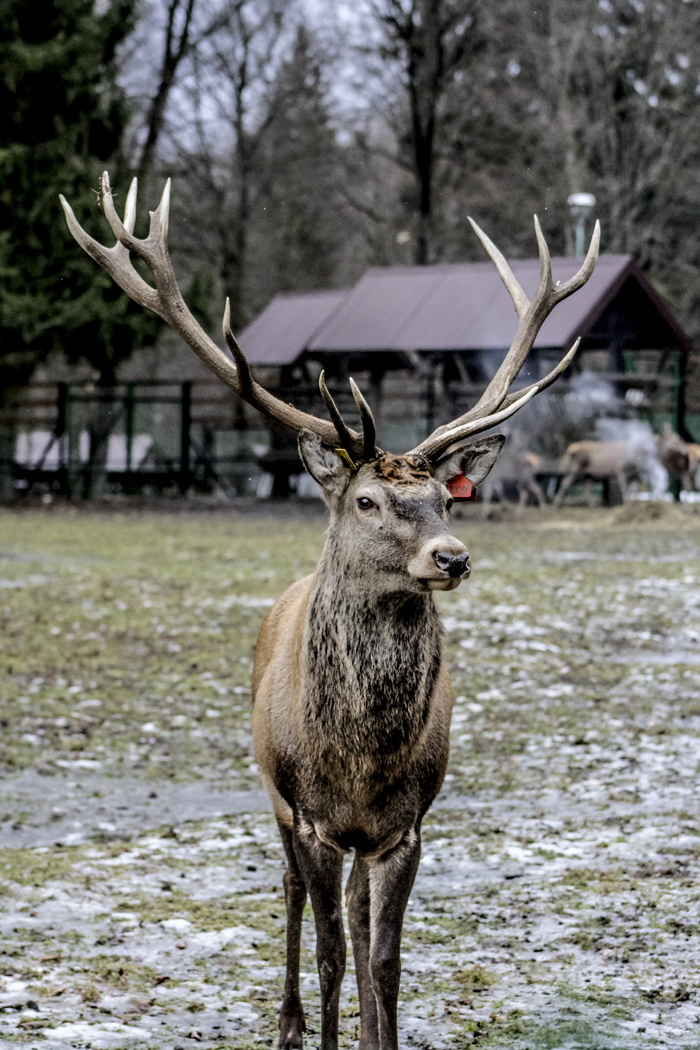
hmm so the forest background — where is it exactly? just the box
[1,0,699,397]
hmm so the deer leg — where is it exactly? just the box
[277,819,308,1050]
[553,469,578,507]
[616,469,628,502]
[515,484,529,516]
[368,827,422,1050]
[346,855,379,1049]
[292,818,346,1050]
[529,479,547,508]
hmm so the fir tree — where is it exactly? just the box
[0,0,159,393]
[250,24,341,310]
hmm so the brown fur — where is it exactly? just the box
[554,440,649,505]
[370,453,432,484]
[252,436,502,1050]
[480,444,546,517]
[657,425,699,492]
[688,445,700,490]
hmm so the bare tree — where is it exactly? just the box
[136,0,199,184]
[163,0,290,323]
[360,0,483,264]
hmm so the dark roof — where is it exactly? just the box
[308,255,635,352]
[236,255,692,367]
[237,289,346,366]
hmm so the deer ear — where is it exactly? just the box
[298,430,354,498]
[432,434,506,486]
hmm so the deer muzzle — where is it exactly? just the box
[407,537,470,591]
[433,550,471,577]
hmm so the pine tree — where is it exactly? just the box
[0,0,159,393]
[249,24,342,311]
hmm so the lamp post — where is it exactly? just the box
[567,192,596,258]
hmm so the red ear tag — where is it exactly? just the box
[446,473,477,501]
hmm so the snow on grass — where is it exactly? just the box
[1,505,699,1047]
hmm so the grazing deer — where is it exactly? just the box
[554,430,668,506]
[61,174,599,1050]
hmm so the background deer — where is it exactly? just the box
[554,421,668,506]
[479,430,548,517]
[657,423,700,493]
[61,173,599,1050]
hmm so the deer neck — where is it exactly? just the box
[304,542,443,753]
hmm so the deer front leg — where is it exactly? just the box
[346,855,379,1049]
[554,469,578,507]
[616,468,629,503]
[292,817,346,1050]
[528,478,547,509]
[277,819,308,1050]
[368,827,422,1050]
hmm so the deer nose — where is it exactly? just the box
[433,550,470,578]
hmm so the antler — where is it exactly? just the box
[59,171,378,462]
[409,215,600,462]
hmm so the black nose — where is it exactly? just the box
[433,551,470,578]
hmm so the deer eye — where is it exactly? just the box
[445,498,454,512]
[357,497,376,511]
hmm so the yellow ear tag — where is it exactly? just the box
[335,448,357,471]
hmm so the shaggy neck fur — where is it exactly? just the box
[305,535,443,757]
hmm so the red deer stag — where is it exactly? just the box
[61,174,599,1050]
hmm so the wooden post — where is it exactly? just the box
[125,383,135,475]
[179,381,192,494]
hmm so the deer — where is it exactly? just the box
[60,173,599,1050]
[479,431,548,517]
[554,429,668,506]
[657,423,700,493]
[689,445,700,491]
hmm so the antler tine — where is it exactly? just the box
[555,219,600,301]
[123,176,138,236]
[498,337,580,412]
[419,384,541,459]
[349,378,378,461]
[223,298,254,395]
[533,214,553,304]
[100,173,141,256]
[61,171,363,452]
[409,217,600,462]
[59,189,161,315]
[154,178,171,241]
[468,217,529,318]
[318,372,358,455]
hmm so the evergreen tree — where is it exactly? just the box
[0,0,159,393]
[249,24,342,311]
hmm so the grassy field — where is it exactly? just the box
[1,502,699,1048]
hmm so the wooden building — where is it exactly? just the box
[3,253,696,497]
[238,254,695,454]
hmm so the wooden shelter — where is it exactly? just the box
[3,254,695,498]
[238,254,695,452]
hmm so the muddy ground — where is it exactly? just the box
[0,502,699,1049]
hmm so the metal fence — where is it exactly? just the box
[1,380,270,498]
[0,377,435,498]
[0,365,689,499]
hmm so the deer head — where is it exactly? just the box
[298,431,505,594]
